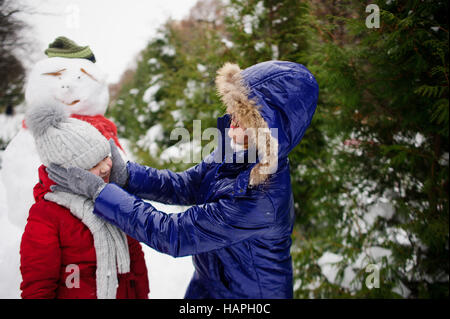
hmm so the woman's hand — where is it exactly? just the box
[108,139,129,188]
[46,164,106,200]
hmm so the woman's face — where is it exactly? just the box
[228,112,249,148]
[89,156,112,183]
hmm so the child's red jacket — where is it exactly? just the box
[19,165,150,299]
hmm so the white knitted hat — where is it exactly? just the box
[26,103,110,170]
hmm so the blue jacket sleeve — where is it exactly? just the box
[125,155,213,206]
[94,183,275,257]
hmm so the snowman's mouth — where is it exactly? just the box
[56,98,80,106]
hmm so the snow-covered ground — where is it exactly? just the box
[142,202,194,299]
[0,113,194,299]
[0,113,24,168]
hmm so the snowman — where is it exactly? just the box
[0,37,124,297]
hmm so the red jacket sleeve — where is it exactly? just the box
[20,202,62,299]
[127,236,149,299]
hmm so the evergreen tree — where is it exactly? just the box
[108,0,233,171]
[225,0,310,66]
[295,0,449,298]
[0,0,27,114]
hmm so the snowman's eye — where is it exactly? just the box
[80,68,98,82]
[42,69,66,77]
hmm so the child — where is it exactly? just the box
[19,104,149,299]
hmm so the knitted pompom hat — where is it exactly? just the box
[26,103,110,170]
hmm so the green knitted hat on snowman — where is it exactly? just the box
[45,36,96,63]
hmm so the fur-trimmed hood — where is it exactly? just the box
[215,60,319,186]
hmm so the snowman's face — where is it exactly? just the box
[25,57,109,116]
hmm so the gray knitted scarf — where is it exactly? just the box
[45,191,130,299]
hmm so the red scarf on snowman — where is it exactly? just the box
[23,114,124,151]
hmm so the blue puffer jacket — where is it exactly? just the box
[93,61,319,298]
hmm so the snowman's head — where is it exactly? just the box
[25,57,109,116]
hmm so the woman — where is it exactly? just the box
[47,61,319,298]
